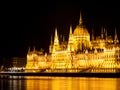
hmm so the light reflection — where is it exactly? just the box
[1,76,120,90]
[25,76,119,90]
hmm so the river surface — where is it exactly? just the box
[0,76,120,90]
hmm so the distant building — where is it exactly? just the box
[11,57,26,67]
[1,57,26,71]
[26,11,120,72]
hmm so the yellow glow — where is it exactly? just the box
[25,12,120,73]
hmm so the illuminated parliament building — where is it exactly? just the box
[26,12,120,72]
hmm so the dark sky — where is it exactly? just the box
[0,1,120,58]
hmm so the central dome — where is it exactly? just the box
[73,25,89,36]
[73,11,89,36]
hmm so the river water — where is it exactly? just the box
[0,76,120,90]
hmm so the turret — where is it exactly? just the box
[68,25,73,44]
[114,28,119,44]
[54,28,59,45]
[49,34,53,53]
[68,25,74,51]
[52,28,60,52]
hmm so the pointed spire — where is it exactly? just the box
[70,25,72,35]
[79,11,83,25]
[68,25,74,51]
[54,27,59,45]
[52,27,60,52]
[68,25,73,43]
[114,28,119,44]
[55,27,58,37]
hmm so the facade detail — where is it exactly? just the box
[26,12,120,72]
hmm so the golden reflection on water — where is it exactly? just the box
[1,76,120,90]
[24,76,120,90]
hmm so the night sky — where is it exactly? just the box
[0,1,120,59]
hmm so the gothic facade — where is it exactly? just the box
[26,12,120,72]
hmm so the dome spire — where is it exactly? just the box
[79,11,83,25]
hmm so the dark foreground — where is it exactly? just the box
[0,72,120,78]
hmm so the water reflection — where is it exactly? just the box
[0,76,120,90]
[0,79,26,90]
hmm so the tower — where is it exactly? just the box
[114,28,119,44]
[49,34,53,53]
[68,25,74,52]
[52,28,60,52]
